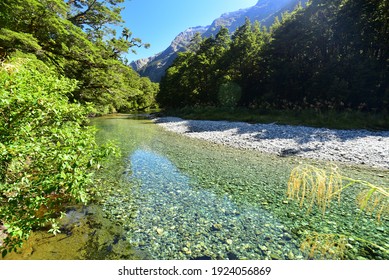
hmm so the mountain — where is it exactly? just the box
[203,0,307,37]
[131,0,309,82]
[131,26,209,82]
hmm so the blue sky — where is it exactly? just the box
[121,0,258,62]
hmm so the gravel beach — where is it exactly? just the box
[154,117,389,170]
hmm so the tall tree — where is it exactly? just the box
[263,0,389,110]
[158,27,231,107]
[225,18,271,105]
[66,0,124,33]
[158,0,388,112]
[0,0,157,113]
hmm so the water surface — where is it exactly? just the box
[92,115,389,260]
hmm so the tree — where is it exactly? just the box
[158,27,232,107]
[157,0,388,112]
[66,0,125,34]
[263,0,389,110]
[0,54,116,256]
[158,52,197,108]
[225,18,271,105]
[0,0,157,114]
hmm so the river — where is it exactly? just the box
[91,115,388,260]
[3,114,388,260]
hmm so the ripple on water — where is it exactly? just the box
[126,149,300,260]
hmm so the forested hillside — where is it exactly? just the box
[158,0,389,112]
[133,0,308,82]
[0,0,158,114]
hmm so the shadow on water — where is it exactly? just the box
[1,205,144,260]
[127,149,300,260]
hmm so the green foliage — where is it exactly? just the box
[0,56,117,255]
[0,0,157,114]
[158,27,232,107]
[70,58,158,114]
[262,0,389,110]
[218,81,242,108]
[157,0,388,113]
[67,0,125,32]
[0,29,42,55]
[158,19,271,108]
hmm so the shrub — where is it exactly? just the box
[218,81,242,108]
[0,54,116,256]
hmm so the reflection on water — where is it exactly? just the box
[94,116,389,260]
[128,149,300,260]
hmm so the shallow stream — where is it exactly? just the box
[91,115,389,260]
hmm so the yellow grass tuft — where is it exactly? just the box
[301,232,348,260]
[356,184,389,221]
[287,164,388,221]
[287,164,342,214]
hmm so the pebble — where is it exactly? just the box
[154,117,389,169]
[213,223,223,230]
[259,245,268,252]
[287,251,295,259]
[377,227,385,232]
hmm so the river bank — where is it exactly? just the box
[154,117,389,170]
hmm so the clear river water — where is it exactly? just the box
[90,115,388,260]
[4,114,387,260]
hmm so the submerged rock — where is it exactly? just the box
[1,205,141,260]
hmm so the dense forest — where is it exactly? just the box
[0,0,158,114]
[158,0,389,112]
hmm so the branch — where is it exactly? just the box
[67,0,98,25]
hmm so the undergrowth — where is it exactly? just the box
[161,107,389,130]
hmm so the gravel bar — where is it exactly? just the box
[154,117,389,170]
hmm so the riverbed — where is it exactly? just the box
[154,117,389,169]
[3,114,387,260]
[92,115,388,260]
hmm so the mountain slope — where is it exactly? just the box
[131,26,209,82]
[131,0,308,82]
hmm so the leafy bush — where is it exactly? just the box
[218,81,242,108]
[0,55,116,256]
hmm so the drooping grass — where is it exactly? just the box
[161,107,389,130]
[287,164,389,221]
[287,164,343,214]
[287,164,389,259]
